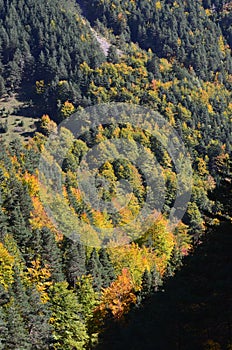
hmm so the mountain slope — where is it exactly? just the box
[79,0,232,81]
[0,0,105,101]
[0,1,232,349]
[96,221,232,350]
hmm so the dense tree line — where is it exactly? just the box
[201,0,232,49]
[79,0,232,81]
[0,0,105,111]
[0,0,232,349]
[95,221,232,350]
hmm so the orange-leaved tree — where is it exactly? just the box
[95,268,136,322]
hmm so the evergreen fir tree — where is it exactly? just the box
[17,183,34,225]
[0,284,9,307]
[26,287,52,349]
[40,227,64,282]
[4,301,31,350]
[86,248,103,292]
[10,267,31,322]
[136,269,153,306]
[107,45,119,64]
[0,76,5,97]
[163,263,175,282]
[28,229,42,261]
[0,141,11,168]
[169,245,183,272]
[63,237,86,287]
[0,189,8,242]
[10,269,52,349]
[0,307,8,350]
[140,269,152,300]
[8,206,32,255]
[99,248,115,288]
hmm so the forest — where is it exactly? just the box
[0,0,231,349]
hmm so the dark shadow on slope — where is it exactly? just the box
[95,221,232,350]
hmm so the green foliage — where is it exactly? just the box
[0,244,14,289]
[39,227,64,282]
[81,0,232,81]
[107,45,120,64]
[49,281,89,350]
[3,300,31,350]
[63,237,86,287]
[87,248,103,292]
[99,248,116,288]
[138,214,175,262]
[10,269,52,348]
[0,1,231,348]
[0,307,8,349]
[76,275,99,345]
[76,275,98,321]
[137,269,152,305]
[185,202,204,235]
[151,264,163,292]
[0,0,105,116]
[95,222,232,350]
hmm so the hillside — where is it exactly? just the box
[96,221,232,350]
[0,0,231,349]
[79,0,232,80]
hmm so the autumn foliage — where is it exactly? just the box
[95,268,136,321]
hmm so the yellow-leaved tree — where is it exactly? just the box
[0,242,14,289]
[60,101,75,119]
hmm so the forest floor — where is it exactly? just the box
[0,95,39,142]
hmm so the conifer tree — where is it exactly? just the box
[10,267,31,321]
[8,206,32,255]
[0,307,8,350]
[10,267,52,348]
[169,245,183,273]
[16,181,33,225]
[26,287,52,350]
[63,237,86,287]
[107,45,119,64]
[140,269,152,301]
[4,301,31,350]
[0,284,9,307]
[0,76,5,97]
[86,248,103,292]
[99,248,115,288]
[28,229,42,260]
[0,188,8,241]
[40,227,64,282]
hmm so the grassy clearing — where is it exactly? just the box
[0,94,39,143]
